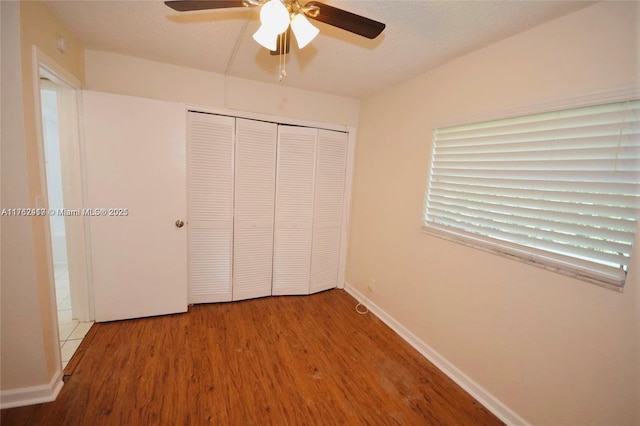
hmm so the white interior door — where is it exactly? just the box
[272,126,317,295]
[233,118,277,301]
[188,112,235,303]
[82,91,187,322]
[310,129,348,293]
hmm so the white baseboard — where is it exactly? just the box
[343,283,529,426]
[0,369,64,409]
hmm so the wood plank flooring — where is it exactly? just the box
[2,289,502,425]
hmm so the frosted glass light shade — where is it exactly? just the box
[253,25,279,50]
[260,0,290,34]
[291,13,319,49]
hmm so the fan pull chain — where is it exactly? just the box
[278,30,287,82]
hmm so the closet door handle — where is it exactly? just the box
[175,220,185,228]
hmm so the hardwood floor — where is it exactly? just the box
[2,289,502,425]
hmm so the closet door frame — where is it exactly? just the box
[185,106,355,292]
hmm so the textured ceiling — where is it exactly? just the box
[44,0,594,99]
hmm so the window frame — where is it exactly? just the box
[421,87,640,292]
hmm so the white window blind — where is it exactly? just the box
[424,100,640,289]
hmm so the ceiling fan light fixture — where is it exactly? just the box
[253,25,279,51]
[290,13,319,49]
[259,0,290,35]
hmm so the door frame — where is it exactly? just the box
[184,104,357,293]
[31,47,94,369]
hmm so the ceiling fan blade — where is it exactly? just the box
[303,1,385,39]
[270,28,291,55]
[164,1,245,12]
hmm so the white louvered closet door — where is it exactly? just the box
[272,126,318,295]
[188,113,235,303]
[310,130,348,293]
[233,119,277,301]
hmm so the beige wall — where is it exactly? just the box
[1,0,49,391]
[20,0,85,382]
[350,2,639,425]
[84,50,360,127]
[1,0,85,393]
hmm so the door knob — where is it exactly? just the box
[175,220,185,228]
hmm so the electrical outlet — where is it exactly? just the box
[368,278,375,292]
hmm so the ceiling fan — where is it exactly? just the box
[164,0,385,56]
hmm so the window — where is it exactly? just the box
[423,100,640,290]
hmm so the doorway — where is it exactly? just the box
[34,48,93,371]
[39,82,92,367]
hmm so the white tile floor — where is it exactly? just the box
[55,263,93,368]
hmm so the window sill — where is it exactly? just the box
[421,223,625,292]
